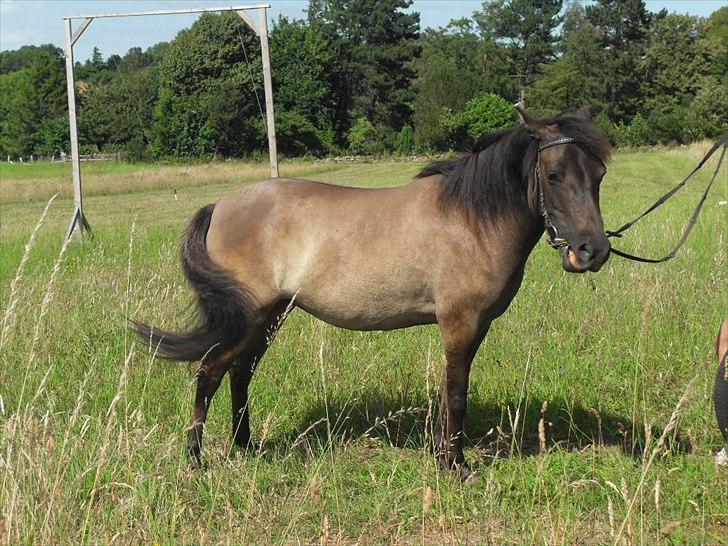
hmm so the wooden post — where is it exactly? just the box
[258,7,278,178]
[63,17,91,240]
[518,73,526,110]
[58,4,274,243]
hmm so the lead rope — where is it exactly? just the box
[606,131,728,263]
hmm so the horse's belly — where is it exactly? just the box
[292,271,436,331]
[297,299,436,331]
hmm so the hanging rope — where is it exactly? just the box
[234,17,265,120]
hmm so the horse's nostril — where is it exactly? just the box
[577,243,595,263]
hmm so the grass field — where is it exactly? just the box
[1,145,727,544]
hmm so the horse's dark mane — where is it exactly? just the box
[416,114,612,221]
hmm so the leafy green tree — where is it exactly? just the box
[34,114,70,157]
[642,14,713,112]
[0,70,29,156]
[611,112,650,147]
[274,110,329,156]
[394,124,415,154]
[688,78,728,139]
[700,6,728,83]
[105,54,122,70]
[152,12,264,157]
[145,42,170,65]
[269,17,337,154]
[0,48,67,157]
[117,47,153,72]
[412,20,514,150]
[76,47,110,81]
[348,116,386,155]
[440,92,517,149]
[78,66,159,154]
[561,0,587,41]
[0,44,63,75]
[529,21,607,116]
[475,0,563,103]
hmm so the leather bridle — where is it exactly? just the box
[534,136,578,251]
[534,130,727,263]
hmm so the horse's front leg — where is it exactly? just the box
[434,311,489,480]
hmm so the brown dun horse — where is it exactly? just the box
[134,107,613,479]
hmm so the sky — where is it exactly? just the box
[1,0,725,61]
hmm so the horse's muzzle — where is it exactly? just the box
[562,236,611,273]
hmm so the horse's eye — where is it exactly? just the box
[546,171,559,184]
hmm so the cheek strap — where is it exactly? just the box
[535,137,577,250]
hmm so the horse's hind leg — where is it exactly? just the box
[187,312,273,468]
[230,299,292,450]
[229,358,254,449]
[188,352,234,468]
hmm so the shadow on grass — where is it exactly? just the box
[262,390,692,462]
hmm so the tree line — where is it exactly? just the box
[0,0,726,161]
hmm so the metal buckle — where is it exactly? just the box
[547,236,568,250]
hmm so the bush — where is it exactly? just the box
[688,78,728,139]
[440,93,517,150]
[645,107,691,145]
[461,93,518,137]
[34,115,69,157]
[394,125,415,155]
[612,98,728,147]
[593,112,618,144]
[273,110,329,157]
[348,117,386,155]
[124,135,148,162]
[612,113,650,147]
[438,108,470,150]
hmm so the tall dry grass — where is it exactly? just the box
[0,148,726,543]
[0,160,340,205]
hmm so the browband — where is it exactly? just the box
[538,137,577,152]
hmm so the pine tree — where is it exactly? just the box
[474,0,563,106]
[642,14,714,112]
[585,0,652,123]
[529,21,606,116]
[412,21,514,150]
[307,0,420,142]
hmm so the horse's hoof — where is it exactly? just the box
[458,463,476,483]
[437,457,474,482]
[188,449,203,470]
[230,441,258,456]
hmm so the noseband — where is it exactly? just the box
[535,137,577,250]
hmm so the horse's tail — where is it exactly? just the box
[132,203,254,362]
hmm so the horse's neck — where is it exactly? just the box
[485,206,544,273]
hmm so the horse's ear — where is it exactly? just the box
[575,105,592,121]
[516,106,539,127]
[516,107,557,139]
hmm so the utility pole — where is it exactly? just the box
[508,73,527,110]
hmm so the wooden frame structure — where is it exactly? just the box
[62,4,278,240]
